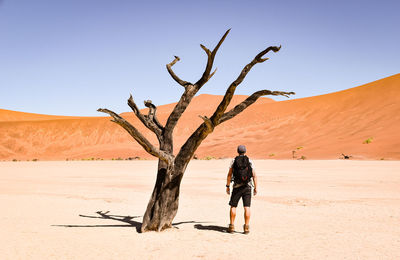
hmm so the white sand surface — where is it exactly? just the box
[1,160,399,259]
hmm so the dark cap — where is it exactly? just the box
[237,145,246,154]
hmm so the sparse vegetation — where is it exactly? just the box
[299,155,306,160]
[109,157,136,161]
[269,153,275,157]
[12,159,18,162]
[203,156,216,160]
[363,137,373,144]
[292,146,305,159]
[32,159,38,162]
[125,157,140,160]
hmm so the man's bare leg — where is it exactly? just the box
[243,206,251,234]
[230,207,236,225]
[228,207,236,233]
[244,207,250,225]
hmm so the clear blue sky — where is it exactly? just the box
[1,0,399,116]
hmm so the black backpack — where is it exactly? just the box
[232,155,253,184]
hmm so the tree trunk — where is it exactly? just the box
[141,159,185,232]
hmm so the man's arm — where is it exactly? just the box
[226,168,232,195]
[252,170,258,195]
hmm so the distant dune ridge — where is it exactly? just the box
[1,74,399,160]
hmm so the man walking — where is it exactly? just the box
[226,145,257,234]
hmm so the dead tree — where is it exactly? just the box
[341,153,351,159]
[98,30,295,232]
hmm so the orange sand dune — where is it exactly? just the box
[199,74,400,160]
[0,109,83,122]
[0,75,399,160]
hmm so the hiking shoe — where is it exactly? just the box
[228,224,235,233]
[243,224,250,234]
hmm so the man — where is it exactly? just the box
[226,145,257,234]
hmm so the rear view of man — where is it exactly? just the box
[226,145,257,234]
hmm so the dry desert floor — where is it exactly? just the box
[1,160,399,259]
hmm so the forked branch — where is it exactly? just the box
[128,95,163,139]
[144,100,163,130]
[166,56,191,87]
[195,29,230,88]
[97,108,172,163]
[199,115,213,131]
[164,30,230,133]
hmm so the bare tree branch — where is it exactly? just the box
[164,86,196,139]
[255,45,281,63]
[144,100,163,130]
[218,90,295,124]
[210,45,282,125]
[198,115,214,131]
[195,29,230,88]
[97,108,173,163]
[164,30,230,135]
[166,56,191,87]
[175,122,212,165]
[208,68,217,81]
[127,95,163,139]
[175,90,295,164]
[176,45,286,164]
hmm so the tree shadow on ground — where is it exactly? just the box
[194,224,228,233]
[53,211,202,233]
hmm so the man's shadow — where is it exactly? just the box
[53,211,201,233]
[194,224,228,233]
